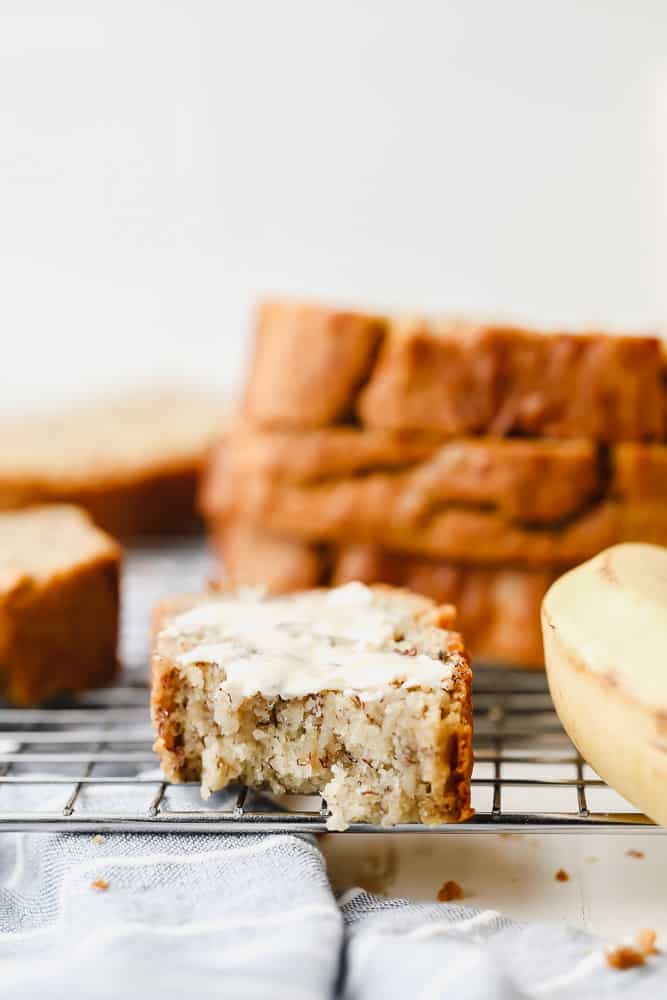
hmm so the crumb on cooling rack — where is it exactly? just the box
[90,878,109,891]
[92,834,105,845]
[625,849,644,859]
[554,868,570,882]
[606,929,659,971]
[437,880,464,902]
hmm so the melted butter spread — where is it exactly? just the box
[166,583,453,699]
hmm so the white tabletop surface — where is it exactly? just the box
[322,831,667,941]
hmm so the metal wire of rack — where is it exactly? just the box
[0,668,659,834]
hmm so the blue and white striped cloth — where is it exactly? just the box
[0,830,665,999]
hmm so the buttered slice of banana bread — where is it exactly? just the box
[151,583,473,830]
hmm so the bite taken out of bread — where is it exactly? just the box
[151,582,473,830]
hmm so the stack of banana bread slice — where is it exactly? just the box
[201,300,667,668]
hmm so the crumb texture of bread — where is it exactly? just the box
[0,505,120,705]
[151,584,473,830]
[0,392,228,536]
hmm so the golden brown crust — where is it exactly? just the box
[243,300,386,426]
[0,506,120,705]
[611,443,667,502]
[389,500,667,566]
[204,428,601,525]
[358,319,665,440]
[151,658,199,782]
[69,463,204,537]
[211,522,327,592]
[205,465,667,567]
[444,656,474,821]
[360,320,498,435]
[151,588,221,782]
[241,301,666,440]
[0,462,203,537]
[214,422,439,481]
[0,394,228,537]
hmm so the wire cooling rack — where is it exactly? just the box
[0,668,658,835]
[0,541,659,834]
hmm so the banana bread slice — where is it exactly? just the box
[202,426,601,525]
[204,453,667,566]
[0,392,228,536]
[242,299,665,440]
[0,505,120,705]
[151,583,473,830]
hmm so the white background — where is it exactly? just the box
[1,0,666,413]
